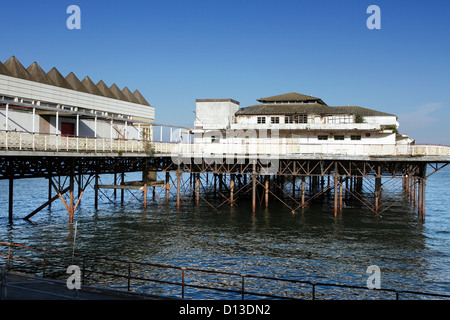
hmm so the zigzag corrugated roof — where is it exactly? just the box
[0,56,151,107]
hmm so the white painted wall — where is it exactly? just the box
[0,74,155,121]
[194,100,239,129]
[0,107,143,140]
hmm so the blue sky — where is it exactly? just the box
[1,0,449,144]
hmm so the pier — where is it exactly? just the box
[1,114,450,223]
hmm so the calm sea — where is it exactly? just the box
[1,166,450,299]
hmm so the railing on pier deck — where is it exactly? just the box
[1,241,450,300]
[1,130,450,158]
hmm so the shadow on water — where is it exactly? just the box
[0,168,450,298]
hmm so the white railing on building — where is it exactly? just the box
[1,130,450,158]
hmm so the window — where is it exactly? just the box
[318,135,328,140]
[211,136,219,143]
[284,115,308,124]
[285,116,294,124]
[350,135,361,140]
[257,117,266,124]
[271,117,279,124]
[326,115,353,124]
[334,135,345,140]
[295,114,308,124]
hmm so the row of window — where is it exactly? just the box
[257,116,308,124]
[256,115,354,124]
[318,135,361,141]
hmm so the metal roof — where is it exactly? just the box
[26,62,53,85]
[0,56,152,107]
[236,103,396,117]
[3,56,32,81]
[0,61,12,76]
[257,92,326,105]
[47,67,73,90]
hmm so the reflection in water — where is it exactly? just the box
[0,168,450,298]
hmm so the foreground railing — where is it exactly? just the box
[1,130,450,158]
[1,241,450,300]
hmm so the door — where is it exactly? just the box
[61,122,75,137]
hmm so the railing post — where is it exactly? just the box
[82,256,86,285]
[42,251,46,278]
[6,244,11,270]
[241,275,245,300]
[127,261,131,291]
[312,283,315,300]
[181,267,186,299]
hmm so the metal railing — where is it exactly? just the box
[1,241,450,300]
[1,130,450,158]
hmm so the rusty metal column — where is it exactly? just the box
[196,173,200,206]
[334,162,339,217]
[69,174,74,223]
[165,172,170,203]
[334,174,338,217]
[176,166,181,210]
[265,175,269,207]
[301,176,306,207]
[374,166,382,213]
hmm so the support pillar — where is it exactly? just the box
[334,174,338,217]
[230,174,235,206]
[9,178,13,222]
[165,172,170,203]
[69,174,74,223]
[143,169,148,210]
[196,173,200,206]
[301,176,306,207]
[94,174,99,210]
[265,176,269,208]
[421,178,426,220]
[176,167,182,210]
[252,163,257,213]
[121,172,125,205]
[375,167,382,213]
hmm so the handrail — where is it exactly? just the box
[1,129,450,157]
[1,241,449,300]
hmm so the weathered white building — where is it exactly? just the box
[193,92,413,156]
[0,56,154,142]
